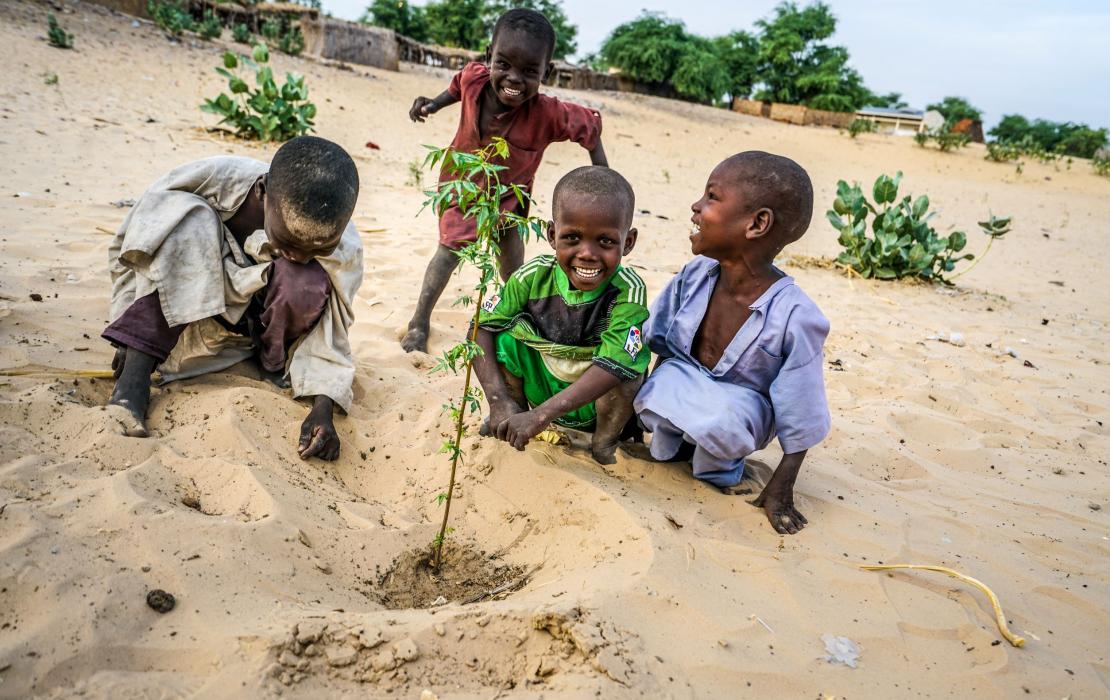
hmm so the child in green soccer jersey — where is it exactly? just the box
[473,166,647,464]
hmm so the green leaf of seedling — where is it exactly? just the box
[252,43,269,64]
[434,492,448,506]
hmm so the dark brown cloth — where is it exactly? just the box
[103,258,331,371]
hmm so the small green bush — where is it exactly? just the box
[915,129,970,152]
[260,18,282,41]
[197,9,222,40]
[232,23,252,44]
[278,26,305,56]
[1093,155,1110,177]
[47,13,74,49]
[148,0,194,36]
[200,44,316,142]
[829,172,1010,283]
[847,118,875,138]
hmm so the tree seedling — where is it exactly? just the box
[419,137,545,570]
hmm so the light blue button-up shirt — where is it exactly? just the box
[636,256,831,457]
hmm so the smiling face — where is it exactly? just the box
[688,161,772,261]
[263,186,343,264]
[486,28,553,110]
[547,195,636,292]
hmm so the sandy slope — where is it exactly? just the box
[1,1,1107,697]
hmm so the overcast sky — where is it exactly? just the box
[322,0,1110,131]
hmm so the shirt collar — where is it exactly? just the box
[554,262,617,303]
[706,261,794,309]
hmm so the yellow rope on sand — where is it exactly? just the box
[860,564,1026,647]
[0,368,115,379]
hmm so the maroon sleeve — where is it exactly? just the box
[547,98,603,151]
[448,61,488,101]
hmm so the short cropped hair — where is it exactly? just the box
[268,136,359,247]
[721,151,813,243]
[552,166,636,229]
[491,8,556,60]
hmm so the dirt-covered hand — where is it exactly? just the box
[298,406,339,461]
[488,399,526,438]
[753,487,808,535]
[409,96,436,122]
[498,410,548,450]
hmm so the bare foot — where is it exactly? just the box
[108,346,157,438]
[617,442,654,461]
[400,323,428,353]
[590,440,618,465]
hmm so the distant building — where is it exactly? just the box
[855,107,945,135]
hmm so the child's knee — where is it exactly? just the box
[267,258,331,318]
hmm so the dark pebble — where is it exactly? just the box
[146,589,176,613]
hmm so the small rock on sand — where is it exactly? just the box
[326,646,358,667]
[146,589,175,613]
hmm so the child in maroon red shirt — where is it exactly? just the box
[401,8,608,353]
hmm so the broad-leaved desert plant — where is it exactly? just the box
[829,172,1010,283]
[200,44,315,142]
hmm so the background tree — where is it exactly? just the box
[712,30,759,100]
[425,0,489,50]
[926,96,982,128]
[866,91,908,109]
[597,13,688,84]
[361,0,429,42]
[989,114,1108,158]
[750,2,871,111]
[671,35,731,104]
[487,0,578,60]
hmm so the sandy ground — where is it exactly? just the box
[1,1,1108,698]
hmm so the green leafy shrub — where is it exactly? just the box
[148,0,194,36]
[914,129,970,152]
[278,25,305,56]
[990,114,1108,159]
[420,137,546,568]
[47,13,74,49]
[200,44,316,142]
[260,18,282,41]
[197,10,222,40]
[232,23,252,43]
[828,172,1010,283]
[847,118,875,138]
[1093,155,1110,177]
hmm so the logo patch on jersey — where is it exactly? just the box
[624,326,642,361]
[481,293,500,312]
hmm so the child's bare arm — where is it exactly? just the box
[498,366,621,450]
[588,138,608,167]
[409,90,460,122]
[472,328,526,424]
[752,450,809,534]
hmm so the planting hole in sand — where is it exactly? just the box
[372,544,529,609]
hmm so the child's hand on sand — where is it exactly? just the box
[752,484,808,535]
[409,96,437,122]
[496,410,549,450]
[298,398,340,461]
